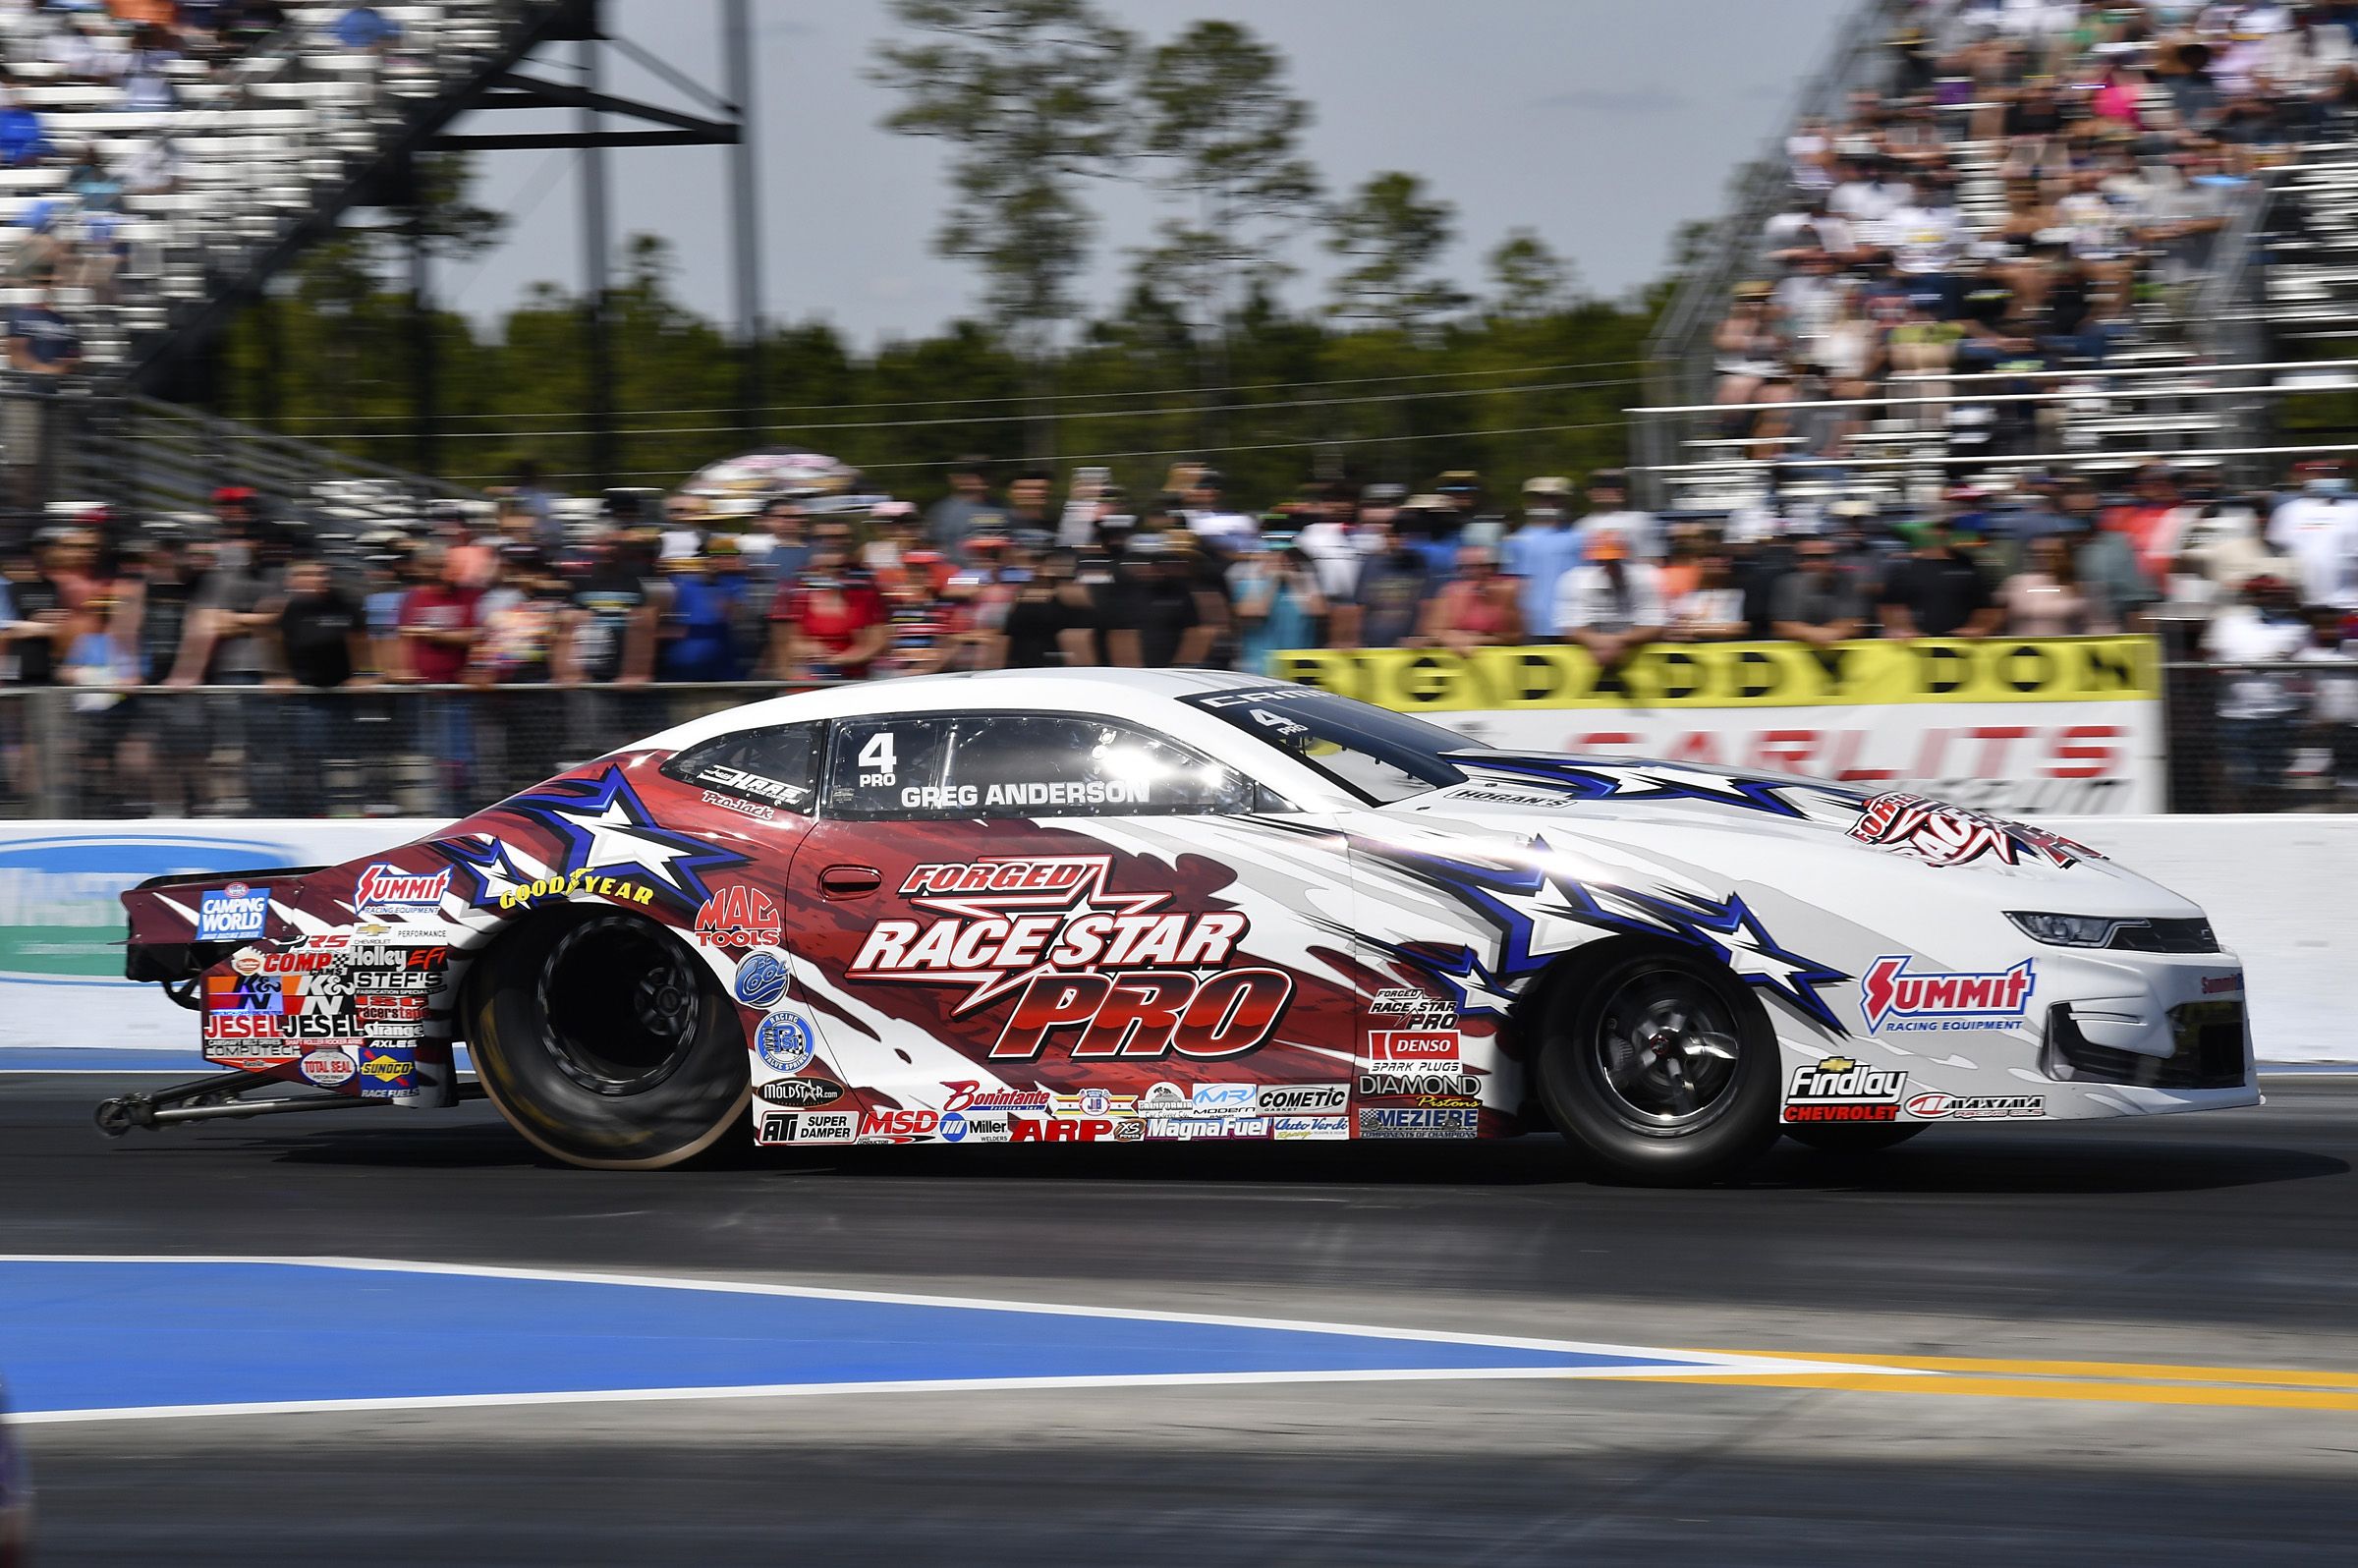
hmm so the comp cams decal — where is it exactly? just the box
[846,855,1293,1061]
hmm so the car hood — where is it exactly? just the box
[1370,752,2201,921]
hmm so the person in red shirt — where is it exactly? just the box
[767,522,889,682]
[2103,464,2189,587]
[396,545,484,812]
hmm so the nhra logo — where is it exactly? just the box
[1847,792,2098,869]
[353,864,451,918]
[848,856,1291,1062]
[1784,1055,1907,1123]
[1860,955,2036,1033]
[697,886,782,949]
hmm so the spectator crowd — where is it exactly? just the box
[0,452,2350,815]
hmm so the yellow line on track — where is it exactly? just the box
[1646,1352,2358,1410]
[1696,1351,2358,1390]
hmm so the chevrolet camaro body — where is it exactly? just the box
[118,670,2256,1172]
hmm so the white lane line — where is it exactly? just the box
[0,1253,1898,1378]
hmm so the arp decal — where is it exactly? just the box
[845,855,1294,1061]
[1860,955,2036,1033]
[1847,792,2100,869]
[1784,1055,1907,1123]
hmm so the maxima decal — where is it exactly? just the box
[1904,1090,2045,1121]
[846,855,1293,1061]
[1860,955,2036,1033]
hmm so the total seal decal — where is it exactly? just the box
[1847,791,2099,869]
[299,1048,357,1089]
[1784,1055,1907,1123]
[846,855,1293,1061]
[754,1010,816,1074]
[1860,955,2036,1034]
[196,880,269,940]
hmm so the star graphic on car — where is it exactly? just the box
[496,765,748,909]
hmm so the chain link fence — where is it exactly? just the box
[0,665,2351,820]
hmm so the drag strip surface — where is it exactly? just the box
[6,1076,2356,1564]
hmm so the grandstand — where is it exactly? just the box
[1637,0,2358,519]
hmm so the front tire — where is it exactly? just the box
[1535,948,1781,1186]
[467,910,748,1169]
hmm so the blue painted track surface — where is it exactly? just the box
[1,1260,1710,1417]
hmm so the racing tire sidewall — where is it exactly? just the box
[468,911,749,1170]
[1536,948,1783,1187]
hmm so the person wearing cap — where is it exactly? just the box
[2104,464,2192,588]
[1880,513,2003,639]
[1574,469,1662,565]
[1231,531,1327,675]
[2267,461,2358,611]
[1434,471,1503,551]
[927,458,1001,563]
[1182,471,1259,556]
[1415,542,1522,656]
[1502,478,1582,638]
[1553,530,1665,670]
[2205,572,2311,804]
[1769,535,1868,647]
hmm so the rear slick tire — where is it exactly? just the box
[1535,949,1782,1187]
[467,910,748,1170]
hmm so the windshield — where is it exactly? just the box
[1184,686,1470,805]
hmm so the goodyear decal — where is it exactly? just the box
[1267,636,2159,710]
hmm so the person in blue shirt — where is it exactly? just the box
[1230,532,1326,675]
[1501,476,1583,640]
[654,553,741,683]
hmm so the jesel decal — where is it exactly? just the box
[847,855,1292,1061]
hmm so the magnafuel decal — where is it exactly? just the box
[846,855,1293,1060]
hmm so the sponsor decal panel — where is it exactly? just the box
[845,856,1292,1061]
[940,1081,1053,1113]
[1051,1089,1137,1119]
[696,764,807,807]
[1143,1116,1269,1141]
[858,1107,940,1142]
[353,993,426,1023]
[732,949,792,1009]
[203,1036,303,1063]
[356,1044,418,1097]
[1784,1055,1907,1123]
[1369,987,1458,1029]
[352,864,451,920]
[1258,1084,1349,1115]
[756,1077,845,1108]
[1905,1091,2045,1121]
[792,1110,856,1143]
[754,1011,816,1074]
[1190,1083,1258,1114]
[696,886,783,948]
[1366,1031,1458,1064]
[2200,974,2243,996]
[1012,1116,1150,1143]
[702,790,776,821]
[943,1108,1013,1143]
[1357,1071,1481,1099]
[493,869,657,912]
[1860,955,2036,1034]
[196,883,269,940]
[1847,791,2099,869]
[1358,1106,1479,1139]
[299,1048,356,1089]
[1272,1114,1351,1141]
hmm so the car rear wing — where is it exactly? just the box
[121,866,324,985]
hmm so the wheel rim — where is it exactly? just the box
[534,916,703,1096]
[1588,967,1745,1133]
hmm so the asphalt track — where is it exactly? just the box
[7,1073,2358,1565]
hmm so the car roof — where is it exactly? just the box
[638,668,1280,755]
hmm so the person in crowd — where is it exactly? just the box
[111,532,206,814]
[1880,514,2003,639]
[267,554,370,815]
[926,459,999,561]
[1664,548,1750,642]
[4,274,81,517]
[768,522,888,682]
[1575,469,1662,563]
[1180,471,1259,556]
[2205,573,2311,806]
[1002,471,1058,551]
[1347,518,1432,649]
[2059,475,2159,626]
[2002,533,2113,636]
[1414,543,1521,655]
[989,548,1099,670]
[653,549,741,685]
[1100,533,1219,668]
[1501,477,1582,640]
[1554,532,1665,670]
[1770,536,1869,645]
[2105,464,2193,587]
[477,551,571,791]
[396,543,481,816]
[2268,461,2358,612]
[1231,532,1327,675]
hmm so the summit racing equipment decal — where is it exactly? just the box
[1847,792,2099,869]
[1860,955,2036,1033]
[847,856,1293,1061]
[1784,1055,1907,1123]
[352,864,450,920]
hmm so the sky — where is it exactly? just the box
[432,0,1854,344]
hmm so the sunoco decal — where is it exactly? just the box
[1860,955,2036,1033]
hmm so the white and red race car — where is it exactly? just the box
[112,670,2255,1183]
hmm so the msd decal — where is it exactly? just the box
[1860,955,2036,1033]
[846,856,1294,1061]
[1847,792,2100,869]
[353,864,451,920]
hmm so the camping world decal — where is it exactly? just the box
[847,856,1292,1060]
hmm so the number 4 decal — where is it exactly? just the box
[857,730,897,781]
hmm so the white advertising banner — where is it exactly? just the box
[0,819,445,1051]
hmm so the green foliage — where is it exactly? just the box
[1322,171,1471,334]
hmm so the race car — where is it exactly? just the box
[109,669,2256,1183]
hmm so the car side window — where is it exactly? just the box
[825,713,1257,820]
[663,722,824,814]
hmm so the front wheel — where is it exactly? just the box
[1535,948,1781,1186]
[467,910,748,1169]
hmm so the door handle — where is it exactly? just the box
[819,865,882,899]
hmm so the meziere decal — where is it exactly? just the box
[848,855,1291,1060]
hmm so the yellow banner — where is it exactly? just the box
[1265,636,2160,710]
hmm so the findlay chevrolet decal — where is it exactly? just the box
[847,856,1292,1061]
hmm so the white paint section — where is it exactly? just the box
[2044,815,2358,1063]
